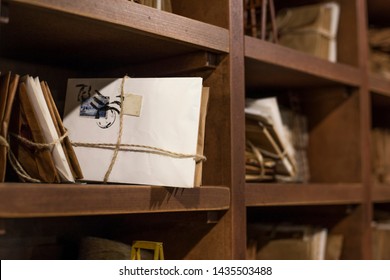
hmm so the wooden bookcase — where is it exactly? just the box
[0,0,388,259]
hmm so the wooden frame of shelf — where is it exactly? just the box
[1,0,390,260]
[243,0,373,260]
[1,0,236,260]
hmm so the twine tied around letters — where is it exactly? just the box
[0,131,69,183]
[9,131,69,151]
[0,134,41,183]
[71,75,206,183]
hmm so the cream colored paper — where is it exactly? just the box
[63,77,203,188]
[245,97,296,177]
[22,75,74,182]
[276,2,340,62]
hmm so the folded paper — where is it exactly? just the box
[63,77,206,188]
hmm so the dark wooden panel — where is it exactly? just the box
[305,88,361,183]
[2,0,228,68]
[171,0,228,29]
[367,0,390,26]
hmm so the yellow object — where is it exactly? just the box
[131,241,164,260]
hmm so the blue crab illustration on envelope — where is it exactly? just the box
[63,77,207,188]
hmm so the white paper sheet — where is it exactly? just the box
[22,76,74,182]
[63,77,203,188]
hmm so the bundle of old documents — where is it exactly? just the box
[2,73,82,183]
[245,97,297,182]
[369,28,390,79]
[63,77,208,188]
[247,224,333,260]
[372,220,390,259]
[371,128,390,184]
[275,2,340,62]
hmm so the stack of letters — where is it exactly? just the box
[245,97,297,182]
[369,28,390,79]
[1,72,82,183]
[63,77,208,188]
[371,128,390,184]
[372,220,390,259]
[275,2,340,62]
[2,73,207,188]
[247,223,344,260]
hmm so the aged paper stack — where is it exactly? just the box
[245,97,297,182]
[247,223,344,260]
[63,77,207,188]
[369,28,390,79]
[372,220,390,259]
[371,128,390,184]
[4,74,82,183]
[275,2,340,62]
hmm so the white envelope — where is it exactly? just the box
[63,77,203,188]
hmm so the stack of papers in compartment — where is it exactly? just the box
[275,2,340,62]
[7,75,82,183]
[245,97,296,182]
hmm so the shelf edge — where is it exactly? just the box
[9,0,229,53]
[246,183,363,206]
[0,183,230,217]
[245,36,361,87]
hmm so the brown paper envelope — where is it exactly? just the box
[10,82,59,183]
[0,73,20,181]
[41,81,83,180]
[0,73,10,123]
[0,73,11,181]
[193,87,209,187]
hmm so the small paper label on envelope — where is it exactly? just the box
[123,94,143,117]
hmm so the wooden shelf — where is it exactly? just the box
[0,183,230,217]
[0,0,386,260]
[372,184,390,203]
[2,0,229,67]
[246,183,363,206]
[245,36,361,90]
[370,74,390,96]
